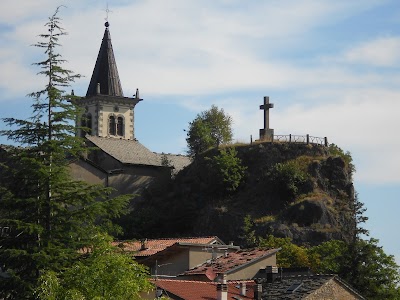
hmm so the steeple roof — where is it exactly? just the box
[86,22,124,97]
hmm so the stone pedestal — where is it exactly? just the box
[260,128,274,141]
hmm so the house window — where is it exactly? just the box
[117,117,124,136]
[109,115,116,135]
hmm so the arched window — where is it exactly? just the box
[109,115,116,135]
[117,117,124,136]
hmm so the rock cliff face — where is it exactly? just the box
[125,142,356,246]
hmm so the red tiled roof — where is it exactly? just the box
[183,248,279,275]
[112,236,222,257]
[154,279,256,300]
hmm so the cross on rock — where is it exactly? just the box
[259,96,274,141]
[260,96,274,130]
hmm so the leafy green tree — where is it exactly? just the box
[186,105,233,156]
[259,235,310,268]
[340,238,400,300]
[35,235,152,300]
[0,8,129,298]
[206,147,246,193]
[307,240,347,274]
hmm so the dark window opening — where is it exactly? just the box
[109,116,116,135]
[117,117,123,136]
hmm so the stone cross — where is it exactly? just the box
[260,96,274,130]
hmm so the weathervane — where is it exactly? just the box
[104,3,112,25]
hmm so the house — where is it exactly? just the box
[69,21,190,197]
[180,248,279,281]
[114,236,239,276]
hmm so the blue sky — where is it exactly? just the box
[1,0,399,264]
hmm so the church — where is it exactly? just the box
[69,21,190,196]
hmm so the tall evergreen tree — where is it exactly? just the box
[0,8,130,299]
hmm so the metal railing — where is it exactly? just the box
[273,134,328,146]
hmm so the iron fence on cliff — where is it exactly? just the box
[272,134,328,146]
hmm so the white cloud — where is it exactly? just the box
[344,37,400,67]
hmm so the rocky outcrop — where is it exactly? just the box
[124,142,356,247]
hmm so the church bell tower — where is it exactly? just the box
[77,21,142,140]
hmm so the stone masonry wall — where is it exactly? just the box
[305,278,362,300]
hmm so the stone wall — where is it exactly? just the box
[305,278,362,300]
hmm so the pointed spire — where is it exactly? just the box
[86,22,124,97]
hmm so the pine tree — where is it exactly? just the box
[0,8,130,299]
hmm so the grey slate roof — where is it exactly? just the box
[86,23,124,97]
[258,275,365,299]
[86,136,162,167]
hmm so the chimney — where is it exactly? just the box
[265,265,278,283]
[240,282,246,296]
[217,274,228,300]
[253,283,262,300]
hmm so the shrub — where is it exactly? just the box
[206,147,247,193]
[267,160,310,204]
[328,143,355,172]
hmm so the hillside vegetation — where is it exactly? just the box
[121,142,356,247]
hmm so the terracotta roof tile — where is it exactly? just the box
[113,236,222,257]
[154,279,256,300]
[183,248,279,275]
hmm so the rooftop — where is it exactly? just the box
[113,236,224,257]
[86,136,163,167]
[258,275,365,300]
[183,248,279,276]
[86,23,124,97]
[154,279,256,300]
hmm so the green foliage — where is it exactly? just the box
[160,153,172,168]
[35,235,152,300]
[259,235,310,268]
[267,160,310,204]
[241,215,257,247]
[257,235,400,299]
[0,8,130,298]
[307,240,347,274]
[186,105,233,156]
[206,147,246,193]
[340,238,400,300]
[328,143,355,173]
